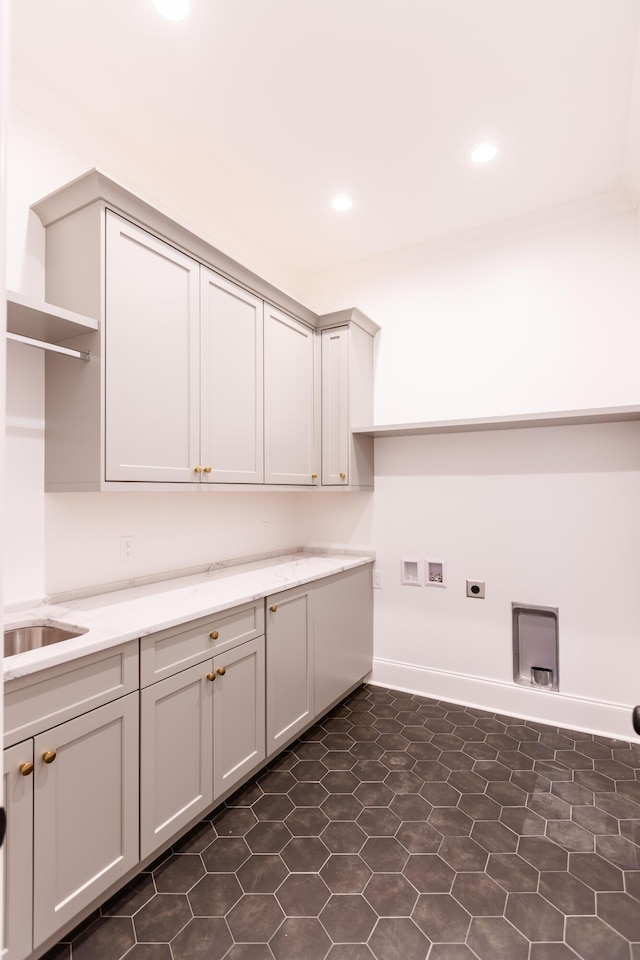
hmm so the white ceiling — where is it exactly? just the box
[10,0,640,276]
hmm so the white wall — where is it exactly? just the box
[305,211,640,422]
[5,341,45,602]
[4,95,315,604]
[370,424,640,733]
[303,211,640,738]
[44,491,312,597]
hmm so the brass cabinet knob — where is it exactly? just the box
[19,762,34,777]
[311,473,318,479]
[269,605,277,613]
[206,672,216,681]
[339,472,346,479]
[203,466,212,474]
[194,466,203,474]
[217,667,226,676]
[42,750,57,764]
[209,631,219,641]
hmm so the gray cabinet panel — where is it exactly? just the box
[266,587,314,754]
[213,637,266,799]
[140,663,213,859]
[32,693,139,947]
[3,740,34,960]
[314,565,374,716]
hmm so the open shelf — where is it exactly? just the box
[7,290,98,344]
[352,405,640,438]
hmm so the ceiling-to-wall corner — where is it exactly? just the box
[8,64,307,303]
[298,187,639,313]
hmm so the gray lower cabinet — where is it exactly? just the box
[3,741,34,960]
[213,637,265,798]
[266,585,315,755]
[2,566,372,959]
[140,634,266,859]
[32,692,140,948]
[140,662,214,860]
[3,691,139,959]
[314,565,374,716]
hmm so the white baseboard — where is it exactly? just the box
[370,657,638,743]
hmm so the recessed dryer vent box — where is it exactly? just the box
[512,603,559,691]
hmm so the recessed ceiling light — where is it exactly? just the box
[471,142,498,164]
[153,0,190,21]
[331,194,353,212]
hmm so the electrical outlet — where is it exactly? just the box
[373,570,383,589]
[120,535,135,562]
[466,579,485,599]
[262,521,270,539]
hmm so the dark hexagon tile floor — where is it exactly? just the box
[45,685,640,960]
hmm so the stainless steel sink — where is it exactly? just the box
[4,622,88,657]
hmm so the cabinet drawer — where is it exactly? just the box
[140,602,264,686]
[4,643,138,749]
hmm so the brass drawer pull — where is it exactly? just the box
[42,750,57,764]
[269,605,277,613]
[339,472,346,479]
[311,473,318,479]
[206,672,216,682]
[19,762,34,777]
[209,631,219,641]
[217,667,226,676]
[203,466,212,474]
[194,465,203,474]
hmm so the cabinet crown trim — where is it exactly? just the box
[32,168,349,332]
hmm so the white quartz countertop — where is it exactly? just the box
[4,552,374,681]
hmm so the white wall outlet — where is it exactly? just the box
[262,521,270,539]
[425,559,447,588]
[466,579,485,599]
[373,570,384,589]
[401,558,422,586]
[120,535,135,563]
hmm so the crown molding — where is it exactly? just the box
[303,188,638,297]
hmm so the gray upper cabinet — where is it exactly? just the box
[200,270,264,484]
[106,213,201,483]
[264,305,317,485]
[320,317,375,490]
[32,170,378,491]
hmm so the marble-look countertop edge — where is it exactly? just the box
[4,553,374,682]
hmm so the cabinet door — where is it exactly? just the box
[32,693,139,948]
[264,306,316,485]
[321,327,349,485]
[140,662,213,859]
[213,637,266,799]
[200,270,264,483]
[3,741,33,960]
[266,587,314,754]
[105,212,200,482]
[314,565,374,717]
